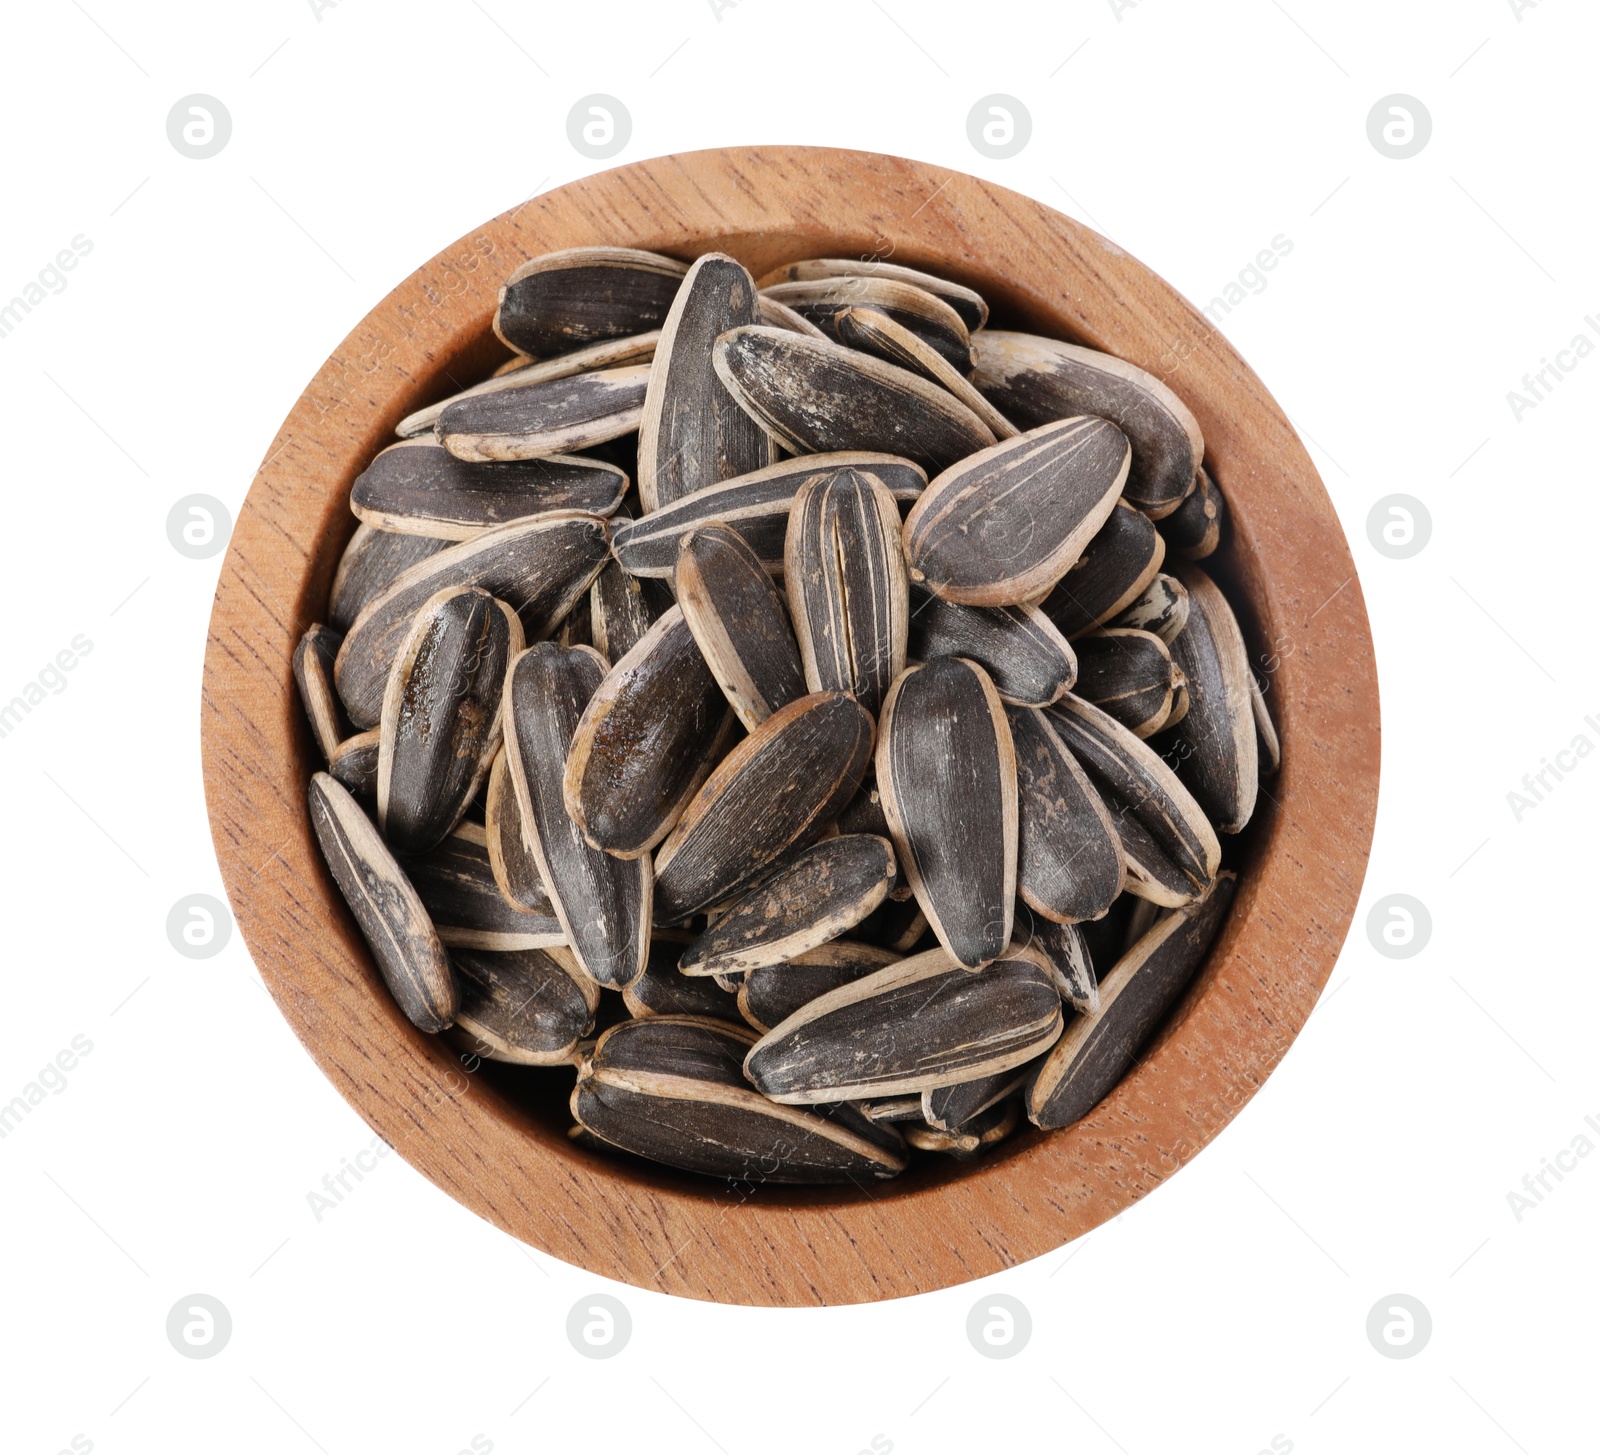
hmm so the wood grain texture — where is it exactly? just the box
[202,145,1378,1307]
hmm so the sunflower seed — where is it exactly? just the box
[906,1096,1019,1158]
[755,293,829,339]
[1071,628,1181,739]
[907,586,1076,707]
[293,624,347,761]
[1077,894,1136,974]
[638,253,775,512]
[834,306,1018,438]
[563,606,736,859]
[1159,565,1258,833]
[1046,693,1219,905]
[744,946,1061,1103]
[854,894,929,952]
[405,822,565,950]
[572,1016,906,1182]
[327,524,449,633]
[921,1067,1028,1133]
[1026,872,1237,1129]
[484,748,546,912]
[1015,909,1099,1013]
[307,772,458,1032]
[589,513,674,662]
[396,333,660,439]
[609,452,926,577]
[377,587,521,855]
[334,512,610,728]
[556,589,594,649]
[904,417,1131,607]
[1109,571,1190,644]
[436,364,652,463]
[351,439,627,538]
[623,935,744,1021]
[735,940,899,1034]
[1007,705,1125,925]
[494,247,688,357]
[1158,467,1227,559]
[1164,672,1191,732]
[502,643,652,988]
[675,523,807,729]
[786,467,909,716]
[712,326,994,474]
[1039,500,1166,638]
[1122,895,1166,953]
[1252,672,1280,777]
[972,331,1204,517]
[678,835,896,977]
[328,728,380,800]
[836,784,911,898]
[877,658,1016,969]
[447,945,597,1065]
[761,277,973,373]
[653,691,875,924]
[758,258,989,333]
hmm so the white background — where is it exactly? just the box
[1,1,1594,1451]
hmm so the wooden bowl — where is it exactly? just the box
[202,146,1378,1307]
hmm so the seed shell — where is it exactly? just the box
[922,1067,1029,1133]
[328,728,380,800]
[436,364,652,463]
[307,772,457,1032]
[328,524,449,633]
[712,326,994,475]
[876,658,1017,969]
[449,945,597,1065]
[293,624,347,761]
[334,511,609,728]
[972,331,1204,516]
[623,936,745,1021]
[755,294,828,339]
[404,823,565,950]
[1039,500,1167,638]
[484,748,546,912]
[1016,910,1100,1013]
[638,253,775,512]
[503,643,652,988]
[1109,572,1190,645]
[609,452,926,577]
[653,691,875,924]
[1071,628,1181,739]
[588,556,671,665]
[1252,672,1281,777]
[761,277,974,373]
[351,440,627,538]
[904,417,1132,608]
[1159,467,1227,559]
[678,835,896,977]
[563,606,736,859]
[1027,872,1237,1129]
[675,523,807,730]
[757,258,990,333]
[854,895,928,952]
[744,946,1062,1103]
[906,1096,1019,1158]
[735,940,899,1034]
[907,586,1076,707]
[494,246,688,357]
[785,468,909,716]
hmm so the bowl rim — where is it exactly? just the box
[201,144,1380,1307]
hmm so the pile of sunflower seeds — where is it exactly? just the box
[296,244,1278,1187]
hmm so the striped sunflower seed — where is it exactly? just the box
[293,624,347,762]
[675,523,807,730]
[327,524,448,633]
[333,511,609,728]
[502,643,652,988]
[328,728,379,800]
[1159,564,1258,833]
[786,467,909,716]
[609,451,925,577]
[1109,571,1190,645]
[308,772,457,1032]
[1252,671,1281,777]
[877,658,1016,969]
[405,822,565,950]
[744,946,1061,1103]
[905,1096,1019,1158]
[638,253,775,512]
[622,934,745,1021]
[351,439,627,538]
[571,1016,906,1182]
[1014,908,1099,1013]
[757,258,989,333]
[1159,467,1227,560]
[447,945,597,1065]
[907,586,1076,708]
[484,748,546,912]
[1007,705,1125,925]
[377,586,522,856]
[853,894,929,953]
[735,940,899,1034]
[494,247,688,357]
[971,331,1204,517]
[836,784,910,898]
[755,294,829,339]
[712,326,994,474]
[1039,500,1167,639]
[677,835,896,977]
[653,691,875,924]
[588,512,674,663]
[563,606,736,859]
[903,417,1131,607]
[921,1067,1028,1134]
[1071,628,1183,739]
[1027,872,1237,1129]
[760,277,974,373]
[436,363,652,463]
